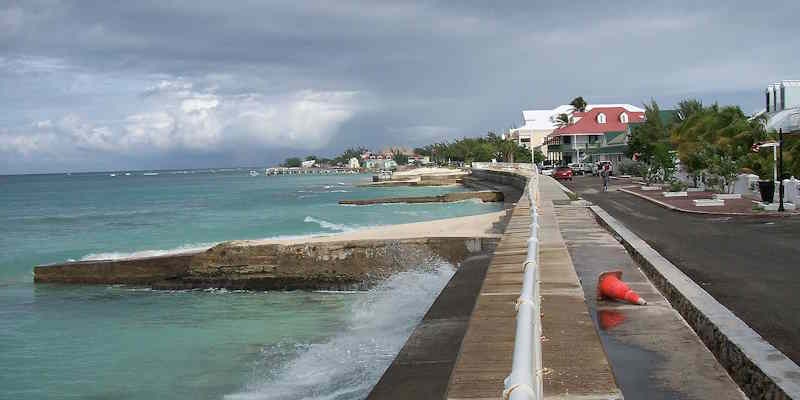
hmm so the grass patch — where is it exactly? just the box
[565,191,580,201]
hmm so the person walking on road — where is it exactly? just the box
[601,163,610,192]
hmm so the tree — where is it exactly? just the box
[677,99,703,121]
[627,100,675,183]
[333,146,368,165]
[284,157,302,168]
[570,96,587,112]
[670,100,767,189]
[392,150,409,165]
[497,139,518,163]
[555,113,570,128]
[533,149,545,164]
[414,147,431,157]
[305,155,317,161]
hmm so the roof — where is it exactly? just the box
[585,104,645,112]
[520,105,573,130]
[766,107,800,133]
[549,107,645,137]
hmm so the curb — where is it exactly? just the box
[545,175,576,196]
[617,188,795,217]
[589,205,800,400]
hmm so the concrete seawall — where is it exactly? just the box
[35,237,495,290]
[339,191,503,205]
[369,168,621,399]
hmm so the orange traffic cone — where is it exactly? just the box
[597,271,646,305]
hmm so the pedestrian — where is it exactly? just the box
[601,163,610,192]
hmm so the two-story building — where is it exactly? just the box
[545,105,644,165]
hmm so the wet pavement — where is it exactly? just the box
[553,203,745,399]
[565,175,800,365]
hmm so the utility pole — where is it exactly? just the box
[778,128,784,212]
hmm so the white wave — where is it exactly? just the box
[303,216,354,232]
[226,262,455,400]
[323,185,332,189]
[337,182,347,186]
[79,242,214,261]
[329,189,350,193]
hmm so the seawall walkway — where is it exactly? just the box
[445,174,620,399]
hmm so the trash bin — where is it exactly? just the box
[758,180,775,203]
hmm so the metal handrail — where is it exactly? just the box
[503,166,543,400]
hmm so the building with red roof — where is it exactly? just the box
[545,106,645,165]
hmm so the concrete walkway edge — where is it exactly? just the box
[589,205,800,399]
[618,187,792,217]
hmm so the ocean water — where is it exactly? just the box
[0,170,500,399]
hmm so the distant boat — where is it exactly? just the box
[143,172,159,176]
[249,170,259,176]
[124,172,131,176]
[109,173,117,177]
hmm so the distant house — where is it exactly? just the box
[408,155,431,165]
[545,105,645,165]
[348,157,360,169]
[301,160,316,168]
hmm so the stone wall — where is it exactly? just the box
[470,168,530,191]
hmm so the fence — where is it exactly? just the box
[502,166,543,400]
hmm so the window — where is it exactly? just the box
[562,136,572,144]
[597,113,607,124]
[620,112,628,123]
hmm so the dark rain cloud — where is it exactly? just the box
[1,0,799,173]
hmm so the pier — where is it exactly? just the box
[264,167,360,175]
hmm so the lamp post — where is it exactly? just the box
[778,129,784,212]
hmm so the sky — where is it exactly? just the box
[1,1,799,174]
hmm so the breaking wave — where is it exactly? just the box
[303,216,354,232]
[226,261,455,400]
[80,243,215,261]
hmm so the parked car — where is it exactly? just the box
[568,163,592,175]
[553,166,574,181]
[540,165,555,176]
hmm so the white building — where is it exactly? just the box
[348,157,360,169]
[765,80,800,133]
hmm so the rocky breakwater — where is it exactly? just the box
[339,191,503,205]
[34,237,492,291]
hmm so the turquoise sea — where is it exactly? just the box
[0,169,501,399]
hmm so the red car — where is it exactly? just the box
[553,166,573,181]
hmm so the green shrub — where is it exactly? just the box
[667,180,687,192]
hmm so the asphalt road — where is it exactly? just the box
[564,175,800,365]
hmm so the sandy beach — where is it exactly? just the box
[232,209,507,246]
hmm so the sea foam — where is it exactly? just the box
[303,216,354,232]
[226,261,455,400]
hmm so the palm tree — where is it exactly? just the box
[570,96,587,112]
[554,113,570,128]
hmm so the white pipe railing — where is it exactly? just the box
[503,166,543,400]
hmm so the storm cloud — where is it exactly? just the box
[1,0,798,173]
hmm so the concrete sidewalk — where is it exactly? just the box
[551,184,746,398]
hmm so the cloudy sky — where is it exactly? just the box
[1,1,798,174]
